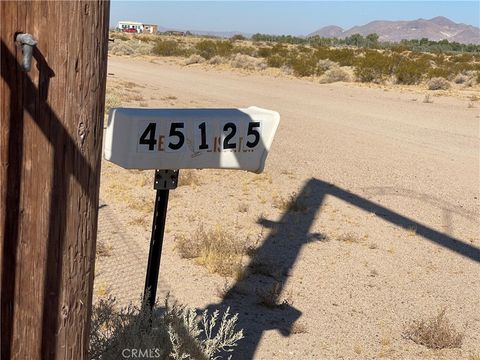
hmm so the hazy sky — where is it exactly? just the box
[110,1,479,35]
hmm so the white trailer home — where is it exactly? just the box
[117,21,144,33]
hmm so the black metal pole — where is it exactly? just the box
[143,188,170,309]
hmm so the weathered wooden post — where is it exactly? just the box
[0,1,110,358]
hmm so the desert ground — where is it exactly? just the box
[94,55,479,359]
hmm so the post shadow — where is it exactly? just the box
[203,178,328,358]
[203,178,479,359]
[1,41,100,358]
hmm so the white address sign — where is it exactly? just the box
[104,106,280,173]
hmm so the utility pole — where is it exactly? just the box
[0,1,110,359]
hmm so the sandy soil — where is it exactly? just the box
[95,55,480,359]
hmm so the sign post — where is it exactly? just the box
[104,106,280,307]
[143,170,178,309]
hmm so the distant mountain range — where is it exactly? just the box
[146,16,479,44]
[309,17,480,45]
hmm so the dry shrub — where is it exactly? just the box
[319,67,350,83]
[175,225,246,277]
[404,308,463,349]
[184,54,205,65]
[273,192,307,213]
[109,41,134,56]
[110,32,130,41]
[178,170,201,186]
[317,59,337,73]
[453,73,468,84]
[89,295,244,360]
[230,54,267,71]
[208,55,226,65]
[128,40,154,56]
[427,77,450,90]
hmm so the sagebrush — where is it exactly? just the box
[89,295,244,359]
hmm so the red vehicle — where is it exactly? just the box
[122,28,138,33]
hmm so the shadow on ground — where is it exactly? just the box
[204,178,479,359]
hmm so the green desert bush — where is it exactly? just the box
[427,67,453,79]
[288,53,319,77]
[394,58,429,85]
[194,40,219,60]
[257,46,272,58]
[354,51,394,83]
[89,296,244,359]
[326,48,356,66]
[152,39,184,57]
[266,54,285,68]
[232,45,257,57]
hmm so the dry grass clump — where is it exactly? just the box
[208,55,226,65]
[105,93,121,115]
[184,54,206,65]
[336,233,360,243]
[175,225,246,277]
[403,308,463,349]
[178,170,201,186]
[319,67,351,83]
[230,54,267,71]
[96,240,113,257]
[273,192,307,213]
[109,41,135,56]
[427,77,451,90]
[89,295,244,360]
[423,94,433,103]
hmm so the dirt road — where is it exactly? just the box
[97,56,479,359]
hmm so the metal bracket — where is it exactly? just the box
[15,33,37,72]
[154,170,179,190]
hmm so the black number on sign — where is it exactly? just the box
[168,122,185,150]
[223,122,237,149]
[198,122,209,149]
[139,123,157,150]
[246,122,260,148]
